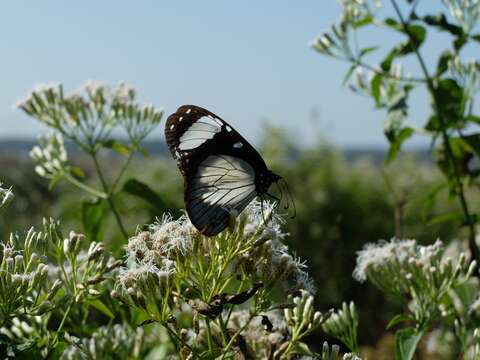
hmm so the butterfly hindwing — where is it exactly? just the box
[186,154,257,236]
[165,105,279,236]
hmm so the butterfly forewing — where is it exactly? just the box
[165,105,278,236]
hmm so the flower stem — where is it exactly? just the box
[205,318,214,353]
[48,298,74,353]
[64,173,107,199]
[90,152,129,240]
[110,148,136,193]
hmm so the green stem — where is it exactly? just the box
[50,299,74,348]
[220,314,255,360]
[110,148,136,193]
[164,323,198,356]
[90,152,129,240]
[64,173,107,199]
[205,318,215,353]
[390,0,480,265]
[346,56,426,83]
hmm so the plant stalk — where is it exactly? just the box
[390,0,480,265]
[91,152,129,240]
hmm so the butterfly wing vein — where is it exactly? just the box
[186,155,257,236]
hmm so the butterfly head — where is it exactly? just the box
[260,170,296,219]
[256,170,281,195]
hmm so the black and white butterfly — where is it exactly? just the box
[165,105,285,236]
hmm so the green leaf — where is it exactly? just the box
[452,281,479,313]
[434,78,465,127]
[292,341,315,356]
[352,14,373,29]
[465,114,480,124]
[454,34,468,51]
[421,14,463,36]
[70,167,85,179]
[385,127,414,164]
[359,46,379,58]
[387,314,410,330]
[145,345,171,360]
[102,139,131,156]
[381,48,397,71]
[85,299,115,319]
[123,178,171,213]
[384,18,401,31]
[461,133,480,158]
[48,175,61,190]
[46,342,67,360]
[403,25,426,50]
[436,50,453,76]
[381,24,426,71]
[435,137,474,179]
[81,198,105,241]
[395,327,424,360]
[371,73,383,106]
[342,65,356,86]
[472,34,480,42]
[139,146,150,157]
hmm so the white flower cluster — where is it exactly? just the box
[30,132,68,179]
[228,308,288,354]
[63,324,146,359]
[442,0,480,32]
[123,214,196,269]
[322,301,359,353]
[235,201,316,293]
[18,81,163,147]
[120,200,315,294]
[354,238,476,323]
[0,229,53,324]
[338,0,381,23]
[449,55,480,98]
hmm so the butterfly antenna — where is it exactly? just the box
[265,192,281,209]
[275,180,286,210]
[282,178,296,219]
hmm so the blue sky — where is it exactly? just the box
[0,1,466,147]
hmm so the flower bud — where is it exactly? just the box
[14,255,24,272]
[302,295,314,322]
[76,283,85,290]
[87,275,106,285]
[35,301,53,315]
[110,289,120,300]
[6,257,14,272]
[48,280,62,300]
[127,287,136,296]
[75,292,84,303]
[106,259,123,272]
[88,288,101,297]
[88,242,104,262]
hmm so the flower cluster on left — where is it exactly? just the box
[0,216,121,358]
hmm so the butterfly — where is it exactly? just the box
[165,105,289,236]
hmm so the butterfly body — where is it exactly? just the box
[165,105,280,236]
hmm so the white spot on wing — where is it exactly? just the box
[179,116,183,121]
[178,116,222,150]
[186,108,191,114]
[226,126,232,132]
[170,124,175,130]
[233,142,243,148]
